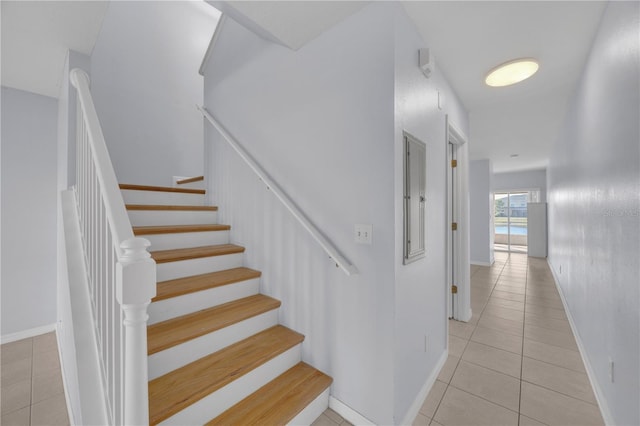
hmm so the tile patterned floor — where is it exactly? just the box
[416,253,604,426]
[1,332,70,426]
[3,254,604,426]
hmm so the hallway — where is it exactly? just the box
[416,253,604,426]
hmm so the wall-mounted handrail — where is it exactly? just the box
[198,105,358,276]
[70,68,155,426]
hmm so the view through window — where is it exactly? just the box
[494,191,528,253]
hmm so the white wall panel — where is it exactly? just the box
[547,3,639,424]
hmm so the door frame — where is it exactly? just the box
[445,116,471,322]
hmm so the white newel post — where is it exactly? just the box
[116,238,156,426]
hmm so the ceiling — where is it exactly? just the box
[1,1,109,98]
[1,1,607,173]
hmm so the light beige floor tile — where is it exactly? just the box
[30,393,69,426]
[0,378,31,415]
[340,420,353,426]
[1,358,32,388]
[524,312,572,333]
[32,333,57,355]
[467,310,481,325]
[482,305,524,322]
[412,413,431,426]
[323,408,343,424]
[32,368,64,404]
[437,355,460,384]
[430,420,444,426]
[312,413,336,426]
[471,326,523,354]
[526,296,564,309]
[524,304,567,320]
[450,361,520,411]
[524,324,578,351]
[448,320,476,340]
[494,284,526,294]
[1,339,32,365]
[519,414,547,425]
[477,314,523,337]
[0,406,30,426]
[522,357,596,404]
[486,298,525,311]
[523,340,585,372]
[433,386,518,426]
[32,349,61,377]
[461,341,522,378]
[491,290,525,302]
[520,382,603,426]
[419,380,447,418]
[448,336,468,358]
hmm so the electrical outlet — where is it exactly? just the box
[424,334,428,352]
[559,265,562,274]
[355,224,373,244]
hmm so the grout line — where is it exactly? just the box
[447,383,520,414]
[517,255,529,426]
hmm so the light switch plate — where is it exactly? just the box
[355,224,373,244]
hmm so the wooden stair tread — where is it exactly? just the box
[133,224,230,236]
[206,362,332,426]
[147,294,280,355]
[150,244,244,264]
[120,183,205,194]
[176,175,204,184]
[153,267,262,302]
[126,204,218,211]
[148,325,304,425]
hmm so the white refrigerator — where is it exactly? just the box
[527,202,547,257]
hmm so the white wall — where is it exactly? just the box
[547,2,639,425]
[1,87,58,336]
[90,1,219,186]
[493,168,547,202]
[203,4,468,423]
[469,160,494,265]
[204,5,396,423]
[392,7,469,422]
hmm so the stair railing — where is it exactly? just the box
[198,105,358,276]
[70,68,156,425]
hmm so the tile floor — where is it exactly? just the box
[1,332,70,426]
[416,252,604,426]
[2,254,604,426]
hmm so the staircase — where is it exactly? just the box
[120,179,332,425]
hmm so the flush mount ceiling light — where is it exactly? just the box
[485,58,539,87]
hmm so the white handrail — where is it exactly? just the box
[70,68,156,426]
[198,105,358,276]
[70,69,134,256]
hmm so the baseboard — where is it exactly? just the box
[1,323,57,344]
[329,396,375,426]
[400,350,448,426]
[547,259,614,426]
[56,323,75,426]
[470,260,493,266]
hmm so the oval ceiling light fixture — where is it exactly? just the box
[485,58,539,87]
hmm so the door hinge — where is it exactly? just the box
[451,285,458,294]
[451,159,457,168]
[451,222,458,231]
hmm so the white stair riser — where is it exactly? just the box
[288,387,331,426]
[143,230,229,251]
[175,181,205,190]
[156,253,243,281]
[148,278,260,325]
[148,309,279,380]
[122,190,204,206]
[158,344,302,425]
[128,210,218,226]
